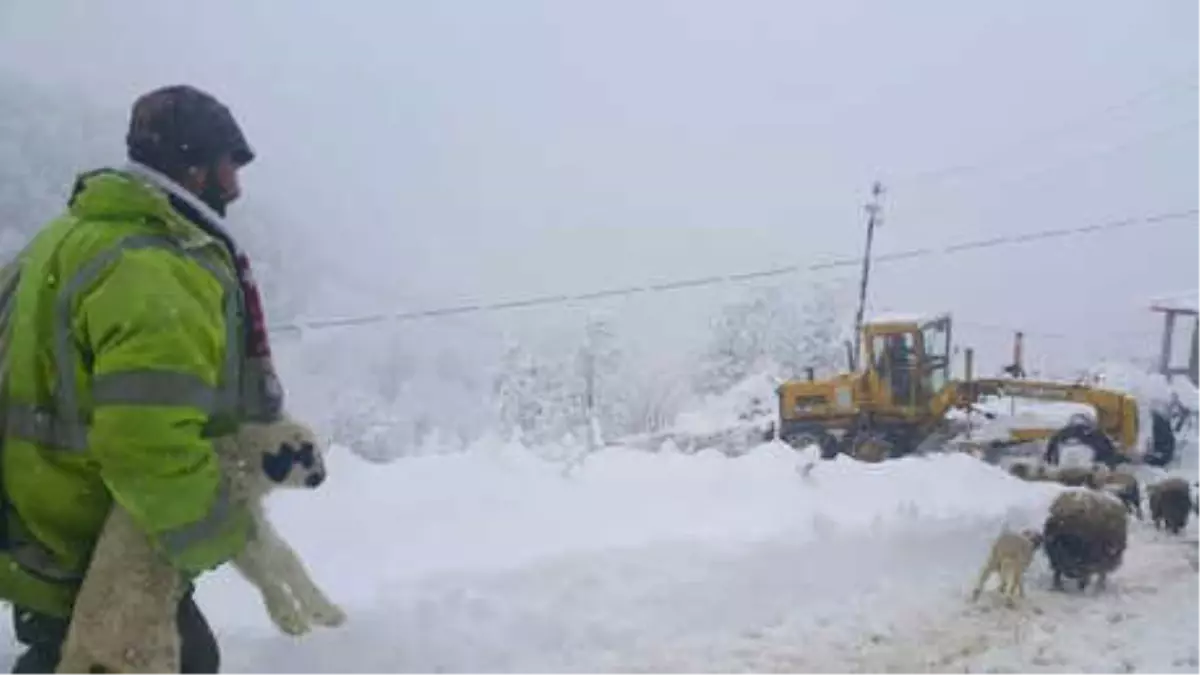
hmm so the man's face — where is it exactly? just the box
[212,154,242,205]
[186,153,243,216]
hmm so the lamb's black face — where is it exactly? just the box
[262,440,327,488]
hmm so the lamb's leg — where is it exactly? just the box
[1051,569,1064,591]
[1008,559,1027,600]
[970,558,995,601]
[233,536,310,636]
[248,517,346,628]
[999,562,1017,608]
[56,506,183,674]
[1015,564,1027,599]
[1096,572,1107,591]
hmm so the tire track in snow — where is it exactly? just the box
[873,528,1198,674]
[713,522,1199,674]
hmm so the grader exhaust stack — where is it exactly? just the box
[1012,331,1025,378]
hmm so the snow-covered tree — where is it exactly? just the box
[492,339,575,445]
[490,313,635,447]
[695,280,851,395]
[773,284,846,377]
[622,368,693,435]
[574,313,625,442]
[494,342,544,439]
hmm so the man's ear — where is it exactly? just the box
[180,164,208,192]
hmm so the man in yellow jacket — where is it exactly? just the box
[0,85,285,673]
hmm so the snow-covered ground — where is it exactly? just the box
[2,437,1191,672]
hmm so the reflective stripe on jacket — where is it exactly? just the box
[0,168,254,616]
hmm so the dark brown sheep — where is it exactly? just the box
[1054,465,1100,489]
[1148,477,1192,535]
[1042,489,1128,592]
[1097,468,1143,520]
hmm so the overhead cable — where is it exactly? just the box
[269,207,1198,335]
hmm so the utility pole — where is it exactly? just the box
[584,347,596,453]
[851,181,885,371]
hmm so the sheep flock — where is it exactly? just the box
[982,458,1198,606]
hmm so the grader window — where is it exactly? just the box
[873,332,918,406]
[922,321,950,396]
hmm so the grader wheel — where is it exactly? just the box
[850,433,894,463]
[782,425,839,459]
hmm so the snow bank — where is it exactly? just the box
[667,372,777,438]
[195,438,1063,637]
[942,361,1199,467]
[1090,359,1199,412]
[950,398,1097,445]
[1087,361,1197,459]
[608,372,779,455]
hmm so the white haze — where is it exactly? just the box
[0,0,1196,451]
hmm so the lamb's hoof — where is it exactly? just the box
[311,602,347,628]
[269,606,311,636]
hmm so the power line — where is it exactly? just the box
[269,207,1198,335]
[887,72,1199,190]
[928,116,1197,195]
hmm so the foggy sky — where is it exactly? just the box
[0,0,1196,373]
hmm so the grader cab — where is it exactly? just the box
[776,313,1142,466]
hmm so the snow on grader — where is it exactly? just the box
[775,312,1144,468]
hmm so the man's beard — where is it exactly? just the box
[198,178,229,217]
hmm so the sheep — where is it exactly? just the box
[56,415,345,674]
[1007,461,1059,483]
[1007,462,1033,480]
[970,528,1044,607]
[1028,464,1059,483]
[852,437,891,464]
[1147,477,1193,535]
[1054,465,1100,489]
[1042,488,1128,592]
[1096,467,1143,520]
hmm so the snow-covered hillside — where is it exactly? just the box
[3,437,1190,672]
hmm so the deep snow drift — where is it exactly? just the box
[213,442,1200,672]
[0,439,1080,667]
[2,438,1189,672]
[212,363,1189,672]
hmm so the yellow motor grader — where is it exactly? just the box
[775,313,1142,466]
